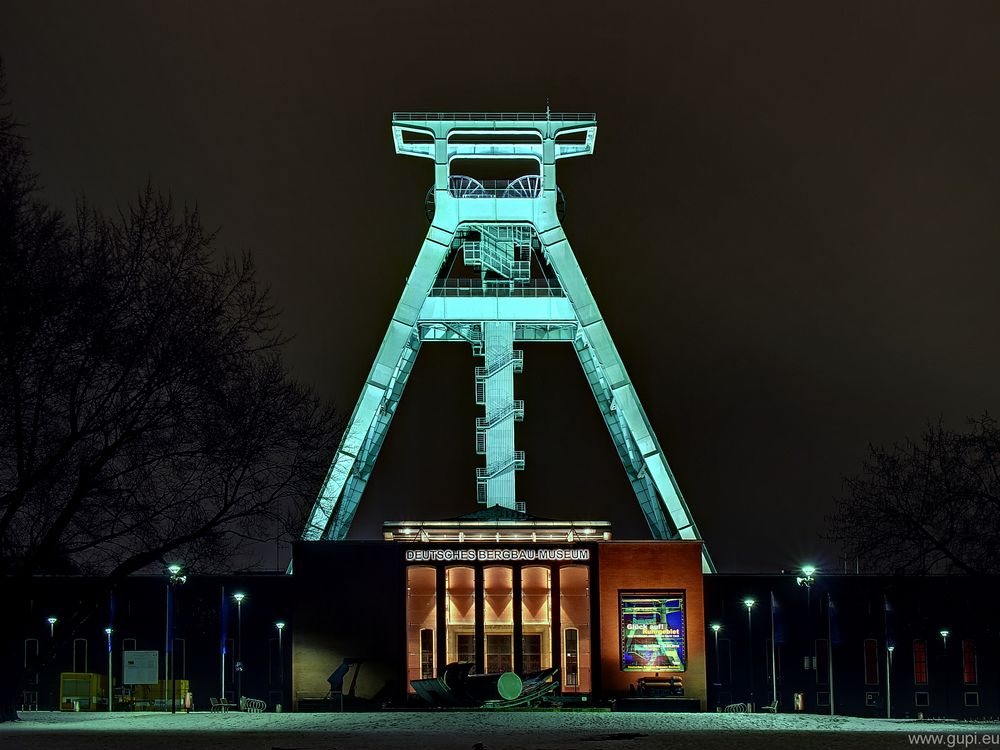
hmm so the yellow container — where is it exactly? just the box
[129,679,191,711]
[59,673,107,711]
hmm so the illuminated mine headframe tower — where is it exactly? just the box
[303,112,715,572]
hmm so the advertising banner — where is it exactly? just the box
[620,592,686,671]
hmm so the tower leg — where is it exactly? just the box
[538,225,716,572]
[303,229,452,540]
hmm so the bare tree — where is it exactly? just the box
[827,415,1000,576]
[0,62,338,720]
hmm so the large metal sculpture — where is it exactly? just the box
[302,112,715,572]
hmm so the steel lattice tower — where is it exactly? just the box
[302,112,715,572]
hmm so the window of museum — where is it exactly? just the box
[560,566,591,692]
[522,634,543,674]
[485,567,513,673]
[457,634,475,664]
[406,566,436,688]
[962,640,977,685]
[521,566,552,673]
[863,638,879,685]
[486,634,513,673]
[913,640,928,685]
[564,628,579,687]
[420,629,434,679]
[815,639,829,685]
[446,567,475,666]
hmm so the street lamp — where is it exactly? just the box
[886,644,895,718]
[743,598,756,708]
[166,564,186,714]
[104,628,113,713]
[233,593,245,708]
[275,621,286,712]
[710,623,722,688]
[47,617,57,637]
[797,565,816,672]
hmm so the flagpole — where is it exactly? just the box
[827,592,835,715]
[884,595,893,719]
[770,591,778,706]
[221,586,226,703]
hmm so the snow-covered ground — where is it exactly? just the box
[3,710,999,750]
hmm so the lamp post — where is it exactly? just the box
[275,621,286,712]
[796,565,816,673]
[104,628,113,713]
[47,617,58,638]
[166,564,186,714]
[940,629,950,718]
[743,598,756,709]
[710,623,722,710]
[886,644,894,718]
[711,624,722,685]
[234,593,245,708]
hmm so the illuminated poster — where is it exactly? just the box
[620,592,686,671]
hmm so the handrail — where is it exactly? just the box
[394,112,596,122]
[449,179,543,199]
[429,280,564,298]
[477,450,526,479]
[477,401,525,428]
[476,401,524,430]
[477,350,523,379]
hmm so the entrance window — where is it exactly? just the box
[406,566,436,689]
[564,628,580,687]
[523,634,543,674]
[487,634,513,673]
[419,629,434,679]
[457,634,476,664]
[521,566,552,673]
[446,567,475,665]
[560,565,591,692]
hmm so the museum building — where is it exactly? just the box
[290,509,706,710]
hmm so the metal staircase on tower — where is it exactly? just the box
[301,111,715,573]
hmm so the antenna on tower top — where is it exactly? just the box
[546,98,551,120]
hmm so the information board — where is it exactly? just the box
[123,650,159,685]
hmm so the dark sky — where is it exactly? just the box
[3,2,1000,573]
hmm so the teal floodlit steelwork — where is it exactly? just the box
[303,112,715,572]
